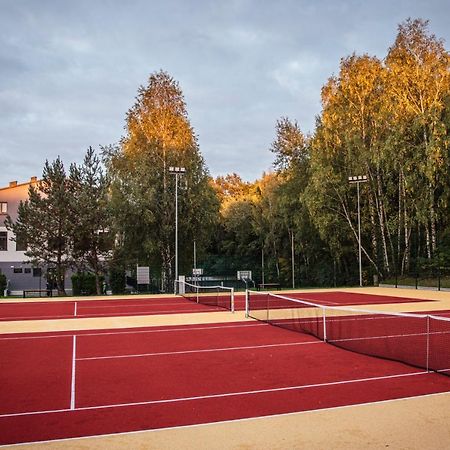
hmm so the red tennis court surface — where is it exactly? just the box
[0,291,434,321]
[1,321,450,446]
[232,291,435,310]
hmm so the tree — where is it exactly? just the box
[107,71,219,291]
[6,158,72,295]
[69,147,112,295]
[386,18,450,258]
[270,117,308,172]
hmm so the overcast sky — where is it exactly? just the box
[1,0,450,187]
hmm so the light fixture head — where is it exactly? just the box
[169,166,186,174]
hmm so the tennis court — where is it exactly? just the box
[1,318,450,446]
[0,290,435,321]
[1,287,450,448]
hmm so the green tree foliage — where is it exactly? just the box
[0,273,6,294]
[299,18,450,283]
[6,158,73,295]
[69,147,111,295]
[107,70,219,291]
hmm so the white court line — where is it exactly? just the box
[77,301,194,309]
[76,341,322,361]
[0,308,218,321]
[75,308,222,317]
[0,370,429,419]
[3,390,450,449]
[70,335,77,410]
[74,302,77,317]
[0,314,74,321]
[0,323,266,341]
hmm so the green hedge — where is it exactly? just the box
[109,268,126,294]
[72,272,103,296]
[0,273,6,294]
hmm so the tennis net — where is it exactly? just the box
[176,281,234,312]
[246,290,450,376]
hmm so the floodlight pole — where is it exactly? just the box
[169,166,186,293]
[291,231,295,289]
[348,175,368,287]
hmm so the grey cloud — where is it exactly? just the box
[1,0,450,186]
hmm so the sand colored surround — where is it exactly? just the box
[1,286,450,449]
[7,392,450,450]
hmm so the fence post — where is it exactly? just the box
[245,289,249,318]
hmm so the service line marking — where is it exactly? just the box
[76,340,321,361]
[0,370,429,419]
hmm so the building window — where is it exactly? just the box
[13,268,23,274]
[0,202,7,214]
[24,268,31,274]
[0,232,7,251]
[33,268,42,277]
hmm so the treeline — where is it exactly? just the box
[8,72,218,294]
[8,18,450,293]
[204,18,450,286]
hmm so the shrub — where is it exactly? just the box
[0,273,6,294]
[71,272,103,296]
[109,268,126,294]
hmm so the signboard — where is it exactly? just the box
[237,270,252,280]
[192,268,204,276]
[137,266,150,284]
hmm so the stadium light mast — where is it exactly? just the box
[348,175,368,287]
[169,166,186,293]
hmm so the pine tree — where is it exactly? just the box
[69,147,112,295]
[6,158,73,295]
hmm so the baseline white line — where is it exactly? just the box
[0,323,266,341]
[0,314,74,321]
[0,308,218,321]
[3,390,450,449]
[77,301,194,309]
[75,308,221,317]
[70,335,77,410]
[76,341,322,361]
[0,370,428,419]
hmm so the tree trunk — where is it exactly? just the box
[430,190,437,256]
[425,224,431,259]
[376,174,390,274]
[95,273,102,296]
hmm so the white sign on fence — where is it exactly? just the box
[237,270,252,280]
[192,268,204,276]
[137,266,150,284]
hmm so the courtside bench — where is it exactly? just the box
[23,289,53,298]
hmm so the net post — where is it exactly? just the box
[231,288,235,313]
[426,314,430,372]
[245,289,249,318]
[322,307,327,342]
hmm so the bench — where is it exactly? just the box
[257,283,281,291]
[23,289,53,298]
